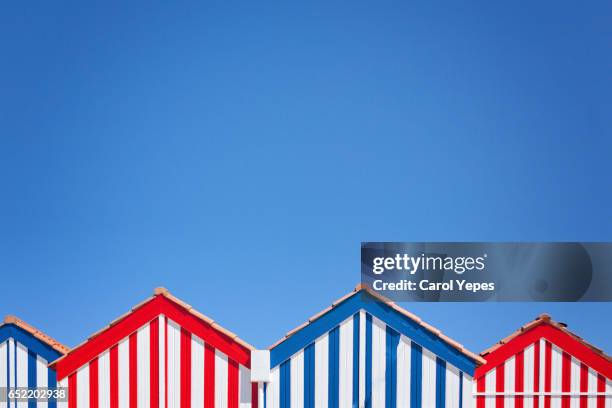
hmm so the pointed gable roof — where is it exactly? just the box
[269,284,484,375]
[0,315,69,361]
[476,314,611,379]
[50,287,254,380]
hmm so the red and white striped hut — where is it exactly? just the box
[50,288,257,408]
[474,314,611,408]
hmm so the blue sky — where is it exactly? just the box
[1,2,610,354]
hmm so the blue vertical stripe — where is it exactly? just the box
[328,327,340,408]
[47,369,57,408]
[304,343,315,408]
[365,314,372,408]
[28,350,37,408]
[352,313,360,408]
[48,367,57,408]
[280,359,291,408]
[385,327,399,408]
[435,357,446,408]
[459,372,463,408]
[410,343,422,408]
[263,383,267,408]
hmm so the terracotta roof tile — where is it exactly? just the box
[285,321,310,337]
[419,321,442,336]
[480,314,611,362]
[308,306,333,323]
[269,284,485,365]
[1,316,69,355]
[51,288,254,367]
[190,309,215,325]
[148,289,255,350]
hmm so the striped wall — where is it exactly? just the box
[266,311,474,408]
[476,340,611,408]
[57,316,255,408]
[0,338,59,408]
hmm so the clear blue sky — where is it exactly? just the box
[1,2,610,355]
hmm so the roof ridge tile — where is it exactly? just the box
[268,285,485,365]
[1,315,69,355]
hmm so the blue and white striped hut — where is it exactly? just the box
[263,285,484,408]
[0,315,69,408]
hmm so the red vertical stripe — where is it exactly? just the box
[110,345,119,408]
[181,328,192,408]
[251,383,258,408]
[150,318,160,408]
[129,332,138,408]
[579,363,588,408]
[477,374,486,408]
[205,344,216,408]
[496,363,505,408]
[228,360,239,408]
[596,373,605,408]
[90,358,99,408]
[69,373,77,408]
[534,341,540,408]
[544,342,552,408]
[203,353,207,408]
[561,352,571,408]
[515,350,524,408]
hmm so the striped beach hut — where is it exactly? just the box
[474,314,611,408]
[264,284,484,408]
[50,288,257,408]
[0,315,69,408]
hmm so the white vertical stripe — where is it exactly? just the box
[258,383,264,408]
[539,339,546,408]
[239,365,251,408]
[291,351,304,408]
[215,351,229,408]
[462,374,474,408]
[422,348,437,408]
[267,368,279,408]
[314,334,329,408]
[551,345,562,392]
[167,320,181,408]
[587,368,598,408]
[551,346,562,408]
[76,364,89,408]
[570,357,580,408]
[36,356,48,387]
[359,311,366,408]
[0,342,6,408]
[37,356,49,408]
[339,318,353,408]
[371,317,386,408]
[484,370,496,408]
[57,378,68,408]
[192,335,205,408]
[99,351,111,408]
[396,335,411,408]
[16,343,28,408]
[445,364,460,408]
[605,379,611,408]
[524,343,535,408]
[159,317,166,408]
[118,337,130,408]
[8,340,14,408]
[505,356,515,408]
[137,324,151,408]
